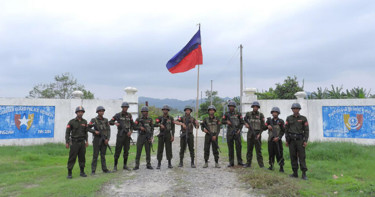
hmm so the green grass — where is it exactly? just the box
[0,138,158,197]
[218,137,375,196]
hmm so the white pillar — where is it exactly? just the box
[241,88,258,141]
[124,87,139,142]
[294,91,307,116]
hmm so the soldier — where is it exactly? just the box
[175,106,199,168]
[285,103,309,180]
[88,106,111,175]
[222,101,244,167]
[243,101,267,168]
[65,106,93,179]
[265,107,285,172]
[154,105,175,169]
[133,106,154,170]
[109,102,135,171]
[201,105,221,168]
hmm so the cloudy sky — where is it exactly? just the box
[1,0,374,100]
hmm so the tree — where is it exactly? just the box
[198,90,224,119]
[256,76,304,99]
[310,85,372,99]
[310,87,329,99]
[274,76,304,99]
[28,73,94,99]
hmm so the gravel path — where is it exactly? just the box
[100,136,257,197]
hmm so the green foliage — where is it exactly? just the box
[218,138,375,197]
[256,76,304,99]
[310,85,372,99]
[138,104,182,120]
[28,73,94,99]
[198,90,224,119]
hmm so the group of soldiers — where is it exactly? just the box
[65,100,309,180]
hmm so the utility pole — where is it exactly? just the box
[210,80,213,105]
[240,44,243,114]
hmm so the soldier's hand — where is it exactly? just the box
[140,126,145,131]
[105,139,109,145]
[95,131,100,135]
[65,143,69,149]
[273,137,279,142]
[203,128,208,133]
[115,122,120,126]
[171,136,174,142]
[245,123,250,128]
[256,134,260,140]
[85,141,89,147]
[303,142,308,147]
[236,130,241,135]
[127,132,132,137]
[212,136,217,141]
[268,125,273,130]
[160,124,165,130]
[285,142,289,147]
[195,120,199,128]
[227,120,232,125]
[149,137,153,142]
[182,124,187,129]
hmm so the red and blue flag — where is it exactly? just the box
[166,29,203,74]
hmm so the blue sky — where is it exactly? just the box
[1,0,374,100]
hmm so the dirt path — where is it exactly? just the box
[100,137,257,197]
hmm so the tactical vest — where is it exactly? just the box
[249,114,261,131]
[268,119,281,141]
[140,118,152,134]
[206,118,218,134]
[161,116,172,131]
[94,118,109,136]
[229,113,240,128]
[182,116,194,133]
[119,113,132,129]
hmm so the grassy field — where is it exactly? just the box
[217,137,375,197]
[0,139,153,197]
[1,137,374,197]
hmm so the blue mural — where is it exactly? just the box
[322,106,375,139]
[0,105,55,139]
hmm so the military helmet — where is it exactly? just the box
[227,101,236,107]
[184,106,193,112]
[96,106,105,113]
[141,106,149,112]
[270,107,280,114]
[162,105,170,111]
[251,101,260,108]
[207,105,216,112]
[75,106,85,113]
[291,103,301,109]
[121,102,129,108]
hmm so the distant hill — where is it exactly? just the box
[139,96,232,111]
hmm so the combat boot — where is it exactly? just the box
[113,159,118,172]
[156,160,161,169]
[168,160,173,168]
[123,158,130,171]
[268,165,274,171]
[80,167,87,177]
[289,169,298,178]
[227,163,234,167]
[103,169,111,173]
[191,160,196,168]
[147,163,153,170]
[302,171,308,180]
[244,163,251,168]
[91,171,95,175]
[178,159,183,167]
[215,162,221,168]
[279,166,284,173]
[203,162,208,168]
[67,169,72,179]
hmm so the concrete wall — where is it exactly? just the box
[2,87,375,146]
[0,87,139,146]
[240,88,375,145]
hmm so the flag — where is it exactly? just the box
[166,29,203,74]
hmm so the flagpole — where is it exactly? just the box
[195,64,200,166]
